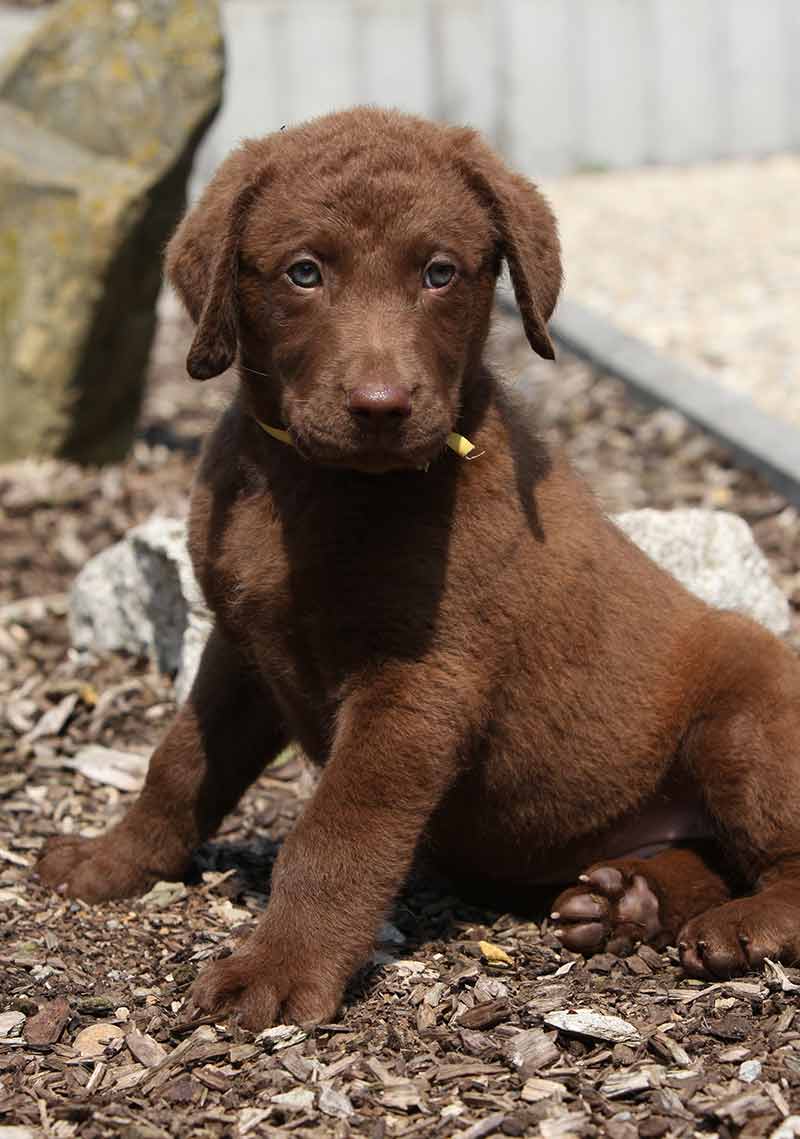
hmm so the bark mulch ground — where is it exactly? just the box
[1,307,799,1138]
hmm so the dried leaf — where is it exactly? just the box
[139,880,187,910]
[478,940,513,966]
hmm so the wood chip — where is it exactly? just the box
[769,1117,800,1139]
[318,1082,353,1119]
[459,1113,507,1139]
[433,1061,506,1083]
[458,999,511,1030]
[712,1090,774,1126]
[270,1088,315,1113]
[126,1028,168,1068]
[545,1008,641,1045]
[600,1069,653,1098]
[504,1028,560,1078]
[0,1011,25,1039]
[539,1113,591,1138]
[764,958,800,994]
[521,1077,565,1103]
[24,693,78,743]
[649,1031,691,1068]
[138,880,188,909]
[256,1024,308,1050]
[73,1022,125,1059]
[64,745,150,792]
[24,996,71,1046]
[380,1082,424,1112]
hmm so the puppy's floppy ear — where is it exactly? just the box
[454,134,562,360]
[165,143,271,380]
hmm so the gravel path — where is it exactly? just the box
[543,155,800,426]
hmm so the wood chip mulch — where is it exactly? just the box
[1,305,798,1137]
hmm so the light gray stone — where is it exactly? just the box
[614,508,790,636]
[69,516,211,703]
[69,508,790,701]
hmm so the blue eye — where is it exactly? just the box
[287,259,322,288]
[423,261,456,289]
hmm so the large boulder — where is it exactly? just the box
[0,0,223,464]
[69,509,791,703]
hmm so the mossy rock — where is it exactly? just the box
[0,0,223,464]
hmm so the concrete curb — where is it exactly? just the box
[500,294,800,509]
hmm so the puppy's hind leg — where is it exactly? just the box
[677,614,800,978]
[552,844,732,956]
[37,626,288,902]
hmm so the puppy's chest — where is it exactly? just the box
[214,498,442,691]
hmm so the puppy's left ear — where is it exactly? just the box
[165,142,271,380]
[455,133,562,360]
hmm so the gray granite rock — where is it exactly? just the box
[614,508,789,636]
[69,516,211,704]
[69,508,790,701]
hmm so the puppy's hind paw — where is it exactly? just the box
[551,863,662,957]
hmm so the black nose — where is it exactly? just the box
[348,384,412,425]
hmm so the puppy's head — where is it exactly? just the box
[166,108,560,472]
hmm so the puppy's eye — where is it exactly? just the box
[423,261,456,290]
[286,259,322,288]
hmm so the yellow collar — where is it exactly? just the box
[253,418,477,459]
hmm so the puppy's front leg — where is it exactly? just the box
[190,675,464,1029]
[37,627,288,901]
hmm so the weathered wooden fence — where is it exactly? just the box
[194,0,800,184]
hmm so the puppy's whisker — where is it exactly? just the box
[240,365,273,379]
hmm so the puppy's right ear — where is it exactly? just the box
[165,144,271,380]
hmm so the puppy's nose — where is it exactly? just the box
[348,384,412,425]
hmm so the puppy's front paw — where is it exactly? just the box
[679,895,800,980]
[36,831,186,903]
[189,945,343,1031]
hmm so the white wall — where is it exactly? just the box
[193,0,800,186]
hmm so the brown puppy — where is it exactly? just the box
[38,108,800,1029]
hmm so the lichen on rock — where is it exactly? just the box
[0,0,223,464]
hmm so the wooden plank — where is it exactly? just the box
[504,0,574,176]
[284,1,359,124]
[435,0,496,134]
[781,0,800,149]
[725,0,789,156]
[574,0,649,170]
[356,0,432,115]
[647,0,723,164]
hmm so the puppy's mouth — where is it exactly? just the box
[290,424,451,473]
